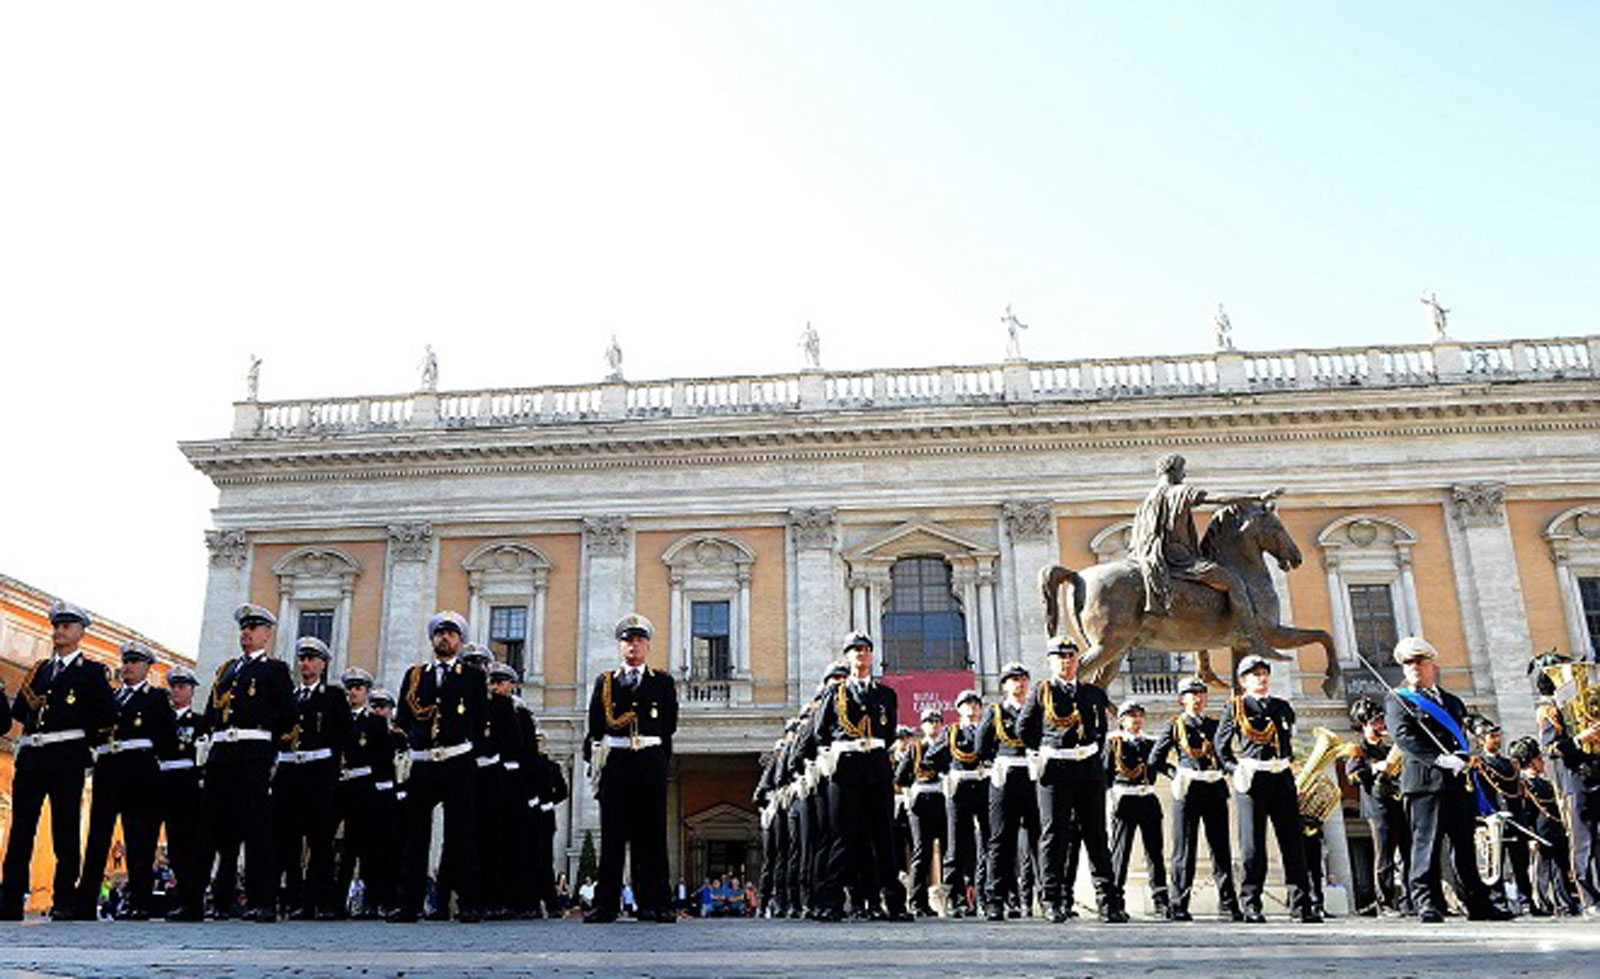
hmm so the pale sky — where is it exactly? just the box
[3,3,1597,655]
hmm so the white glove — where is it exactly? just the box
[1434,754,1467,774]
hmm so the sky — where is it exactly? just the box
[2,2,1598,654]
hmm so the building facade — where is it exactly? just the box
[180,332,1600,889]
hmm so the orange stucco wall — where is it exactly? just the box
[247,540,387,674]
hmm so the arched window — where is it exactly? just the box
[881,557,969,672]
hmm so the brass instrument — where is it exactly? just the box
[1544,663,1600,755]
[1378,744,1405,801]
[1296,727,1350,827]
[1475,813,1506,886]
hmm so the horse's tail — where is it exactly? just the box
[1038,564,1085,640]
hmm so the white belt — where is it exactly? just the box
[990,755,1033,787]
[948,768,986,781]
[908,781,943,797]
[476,754,501,768]
[502,760,521,771]
[831,737,885,755]
[17,729,86,748]
[540,801,556,812]
[1233,757,1292,792]
[1038,744,1098,762]
[158,759,197,772]
[340,766,374,780]
[212,727,273,743]
[375,780,395,791]
[277,748,334,764]
[95,738,155,756]
[410,742,474,763]
[1111,784,1156,800]
[602,735,662,750]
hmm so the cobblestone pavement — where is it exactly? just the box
[0,915,1593,978]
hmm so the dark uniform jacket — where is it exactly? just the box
[1104,733,1159,788]
[584,665,678,758]
[98,681,179,763]
[281,681,355,762]
[812,677,897,786]
[204,651,296,763]
[398,657,489,752]
[484,691,522,764]
[1346,737,1403,819]
[976,700,1029,761]
[344,707,392,775]
[1150,712,1224,776]
[1020,678,1111,783]
[938,720,985,774]
[1217,694,1296,772]
[1384,686,1470,795]
[895,736,948,788]
[163,703,207,772]
[11,651,118,772]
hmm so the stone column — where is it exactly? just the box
[976,561,1000,685]
[952,564,980,667]
[527,577,549,708]
[736,566,753,678]
[1446,484,1536,738]
[377,522,435,690]
[1001,500,1056,663]
[789,508,841,699]
[668,573,687,674]
[197,530,251,684]
[578,516,633,709]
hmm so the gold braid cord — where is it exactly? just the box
[992,704,1024,748]
[914,740,937,781]
[1039,680,1083,734]
[1471,757,1522,799]
[1524,777,1557,820]
[835,680,870,740]
[17,661,46,715]
[1233,697,1278,747]
[948,724,979,764]
[210,660,237,720]
[1175,714,1216,763]
[1108,734,1146,780]
[602,671,639,735]
[403,665,438,723]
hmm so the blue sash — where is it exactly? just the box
[1395,688,1492,814]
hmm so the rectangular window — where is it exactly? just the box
[1580,576,1600,658]
[691,600,732,680]
[489,605,528,675]
[1347,583,1400,672]
[297,608,334,645]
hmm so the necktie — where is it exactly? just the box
[117,687,132,707]
[624,669,640,689]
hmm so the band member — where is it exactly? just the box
[1536,659,1600,915]
[1384,636,1511,922]
[366,687,406,916]
[1344,696,1410,915]
[391,611,489,922]
[895,707,948,916]
[76,640,176,919]
[0,601,117,920]
[204,603,296,921]
[1218,653,1319,923]
[1106,700,1168,919]
[583,614,678,923]
[977,660,1039,921]
[1021,637,1127,923]
[274,636,353,919]
[1152,677,1240,922]
[1511,736,1582,915]
[1470,715,1537,915]
[811,632,909,923]
[334,667,389,919]
[156,665,208,921]
[940,688,988,918]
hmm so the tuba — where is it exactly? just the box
[1297,727,1350,828]
[1544,663,1600,756]
[1475,813,1506,885]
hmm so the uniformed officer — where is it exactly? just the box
[156,665,208,921]
[1218,653,1319,923]
[793,663,850,918]
[530,729,569,918]
[204,603,296,921]
[584,614,679,923]
[1511,735,1582,915]
[811,632,909,922]
[1470,715,1537,915]
[365,687,406,917]
[754,722,793,917]
[1344,696,1410,916]
[939,688,988,917]
[334,667,388,919]
[273,636,353,919]
[0,601,118,920]
[483,658,530,919]
[1384,636,1511,922]
[895,707,949,916]
[1106,700,1168,919]
[1021,637,1127,923]
[452,644,511,919]
[1535,655,1600,916]
[1151,676,1241,922]
[977,660,1039,921]
[76,640,177,919]
[391,611,489,922]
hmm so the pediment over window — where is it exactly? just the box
[844,521,997,563]
[1089,521,1134,562]
[1545,505,1600,557]
[683,801,757,836]
[461,541,552,575]
[661,534,756,573]
[272,546,361,579]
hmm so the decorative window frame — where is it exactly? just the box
[1316,515,1422,668]
[1545,505,1600,658]
[272,546,361,674]
[663,534,756,705]
[462,541,552,707]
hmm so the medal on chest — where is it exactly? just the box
[66,690,76,706]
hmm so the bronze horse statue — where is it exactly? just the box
[1040,500,1339,696]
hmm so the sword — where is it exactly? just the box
[1355,654,1552,847]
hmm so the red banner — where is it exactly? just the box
[881,670,976,728]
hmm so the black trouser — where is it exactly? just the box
[1501,834,1538,913]
[273,758,339,914]
[786,799,808,912]
[1534,821,1581,913]
[759,807,784,910]
[533,801,561,913]
[1302,824,1326,913]
[334,775,383,914]
[1037,761,1121,912]
[904,788,946,909]
[820,755,905,914]
[498,766,534,913]
[1405,784,1493,916]
[155,767,206,916]
[0,747,88,916]
[806,784,832,908]
[1572,788,1600,909]
[1110,790,1168,907]
[944,778,988,910]
[369,786,401,911]
[470,761,506,911]
[1237,769,1312,915]
[77,754,160,916]
[1170,778,1237,913]
[984,766,1039,910]
[206,756,276,913]
[1367,803,1411,912]
[596,745,670,916]
[398,753,480,916]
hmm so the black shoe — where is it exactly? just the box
[289,907,316,921]
[165,907,204,922]
[582,908,618,924]
[1242,911,1266,924]
[1222,907,1245,923]
[1294,909,1324,924]
[244,908,277,923]
[815,907,844,922]
[1099,907,1129,924]
[424,908,451,922]
[48,907,81,922]
[885,909,914,923]
[985,905,1005,922]
[1528,905,1553,918]
[1419,909,1444,923]
[1467,905,1514,922]
[456,908,482,923]
[0,908,21,922]
[1006,908,1021,919]
[385,908,419,923]
[652,908,677,923]
[912,904,936,918]
[1169,908,1193,922]
[119,907,151,921]
[315,909,343,921]
[1047,904,1069,924]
